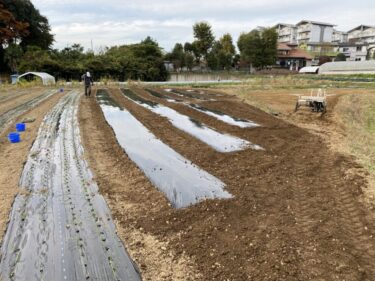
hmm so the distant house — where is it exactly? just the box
[276,43,313,71]
[337,42,369,61]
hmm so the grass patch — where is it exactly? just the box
[335,94,375,173]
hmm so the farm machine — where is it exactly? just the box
[295,89,327,113]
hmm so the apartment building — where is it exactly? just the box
[275,20,335,45]
[332,30,348,44]
[275,20,375,62]
[275,20,336,60]
[348,25,375,44]
[296,20,335,44]
[338,43,368,61]
[274,23,297,44]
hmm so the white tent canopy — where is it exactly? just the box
[18,72,56,85]
[299,66,319,74]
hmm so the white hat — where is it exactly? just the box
[86,72,91,77]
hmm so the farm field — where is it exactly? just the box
[0,79,375,280]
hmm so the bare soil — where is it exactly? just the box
[0,91,63,238]
[0,87,49,115]
[78,86,375,280]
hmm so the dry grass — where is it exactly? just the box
[335,94,375,172]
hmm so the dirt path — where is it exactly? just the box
[0,91,63,240]
[78,86,375,280]
[0,91,141,281]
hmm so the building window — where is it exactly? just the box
[355,58,361,61]
[356,46,362,51]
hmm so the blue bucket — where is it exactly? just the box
[8,132,21,143]
[16,123,26,132]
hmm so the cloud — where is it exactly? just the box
[31,0,375,51]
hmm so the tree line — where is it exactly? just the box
[165,22,278,72]
[1,0,278,82]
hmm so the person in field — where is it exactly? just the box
[82,72,93,97]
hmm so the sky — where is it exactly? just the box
[32,0,375,52]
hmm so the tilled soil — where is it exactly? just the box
[0,91,63,239]
[0,89,57,133]
[79,86,375,280]
[0,88,49,115]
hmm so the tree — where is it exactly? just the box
[192,22,215,62]
[237,30,261,68]
[335,53,346,61]
[207,41,222,70]
[4,43,23,72]
[261,28,278,67]
[183,42,197,70]
[318,56,332,66]
[220,33,235,56]
[0,3,29,45]
[237,28,277,69]
[106,37,168,81]
[19,46,63,77]
[2,0,54,49]
[166,43,186,71]
[219,33,236,70]
[185,53,194,71]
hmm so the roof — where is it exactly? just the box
[18,72,56,85]
[333,30,348,35]
[274,23,296,28]
[278,48,313,60]
[278,43,292,51]
[347,25,375,33]
[339,41,369,47]
[297,20,335,27]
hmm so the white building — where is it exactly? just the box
[274,21,375,62]
[296,20,335,44]
[336,25,375,61]
[332,30,348,44]
[348,25,375,44]
[337,43,368,61]
[274,23,297,44]
[275,20,336,55]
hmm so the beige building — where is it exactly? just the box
[332,30,348,44]
[274,23,297,44]
[338,43,368,61]
[274,21,375,63]
[348,25,375,44]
